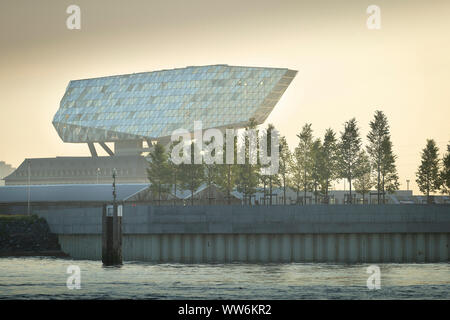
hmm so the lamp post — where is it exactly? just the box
[97,167,100,184]
[112,168,117,204]
[102,167,122,266]
[406,179,410,191]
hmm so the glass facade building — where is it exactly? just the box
[53,65,297,143]
[4,65,296,186]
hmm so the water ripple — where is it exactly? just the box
[0,257,449,299]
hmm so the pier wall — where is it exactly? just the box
[35,205,450,263]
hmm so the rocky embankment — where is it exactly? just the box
[0,214,68,257]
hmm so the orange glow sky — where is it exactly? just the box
[1,0,449,194]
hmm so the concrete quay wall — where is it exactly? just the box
[35,205,450,263]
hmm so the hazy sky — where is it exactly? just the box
[1,0,449,194]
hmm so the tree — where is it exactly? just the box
[354,150,374,204]
[290,147,304,204]
[295,123,314,204]
[440,143,450,195]
[416,139,441,204]
[179,142,205,205]
[259,129,269,205]
[310,138,324,204]
[147,143,171,205]
[278,136,292,205]
[380,136,400,200]
[367,110,390,204]
[338,118,362,204]
[215,130,238,205]
[203,137,219,205]
[259,171,269,205]
[168,139,183,205]
[236,118,260,205]
[260,123,280,205]
[320,128,338,204]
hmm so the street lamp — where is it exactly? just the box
[112,168,117,204]
[97,168,100,184]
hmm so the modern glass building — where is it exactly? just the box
[4,65,296,185]
[53,65,297,156]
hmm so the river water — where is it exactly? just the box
[0,257,448,299]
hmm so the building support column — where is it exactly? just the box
[99,142,114,156]
[88,142,98,158]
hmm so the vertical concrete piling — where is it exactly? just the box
[102,204,122,265]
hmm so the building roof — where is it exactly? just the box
[178,183,240,200]
[4,156,148,185]
[0,161,15,182]
[52,65,297,143]
[0,184,149,203]
[0,183,237,204]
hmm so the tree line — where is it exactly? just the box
[147,110,450,205]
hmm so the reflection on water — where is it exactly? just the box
[0,257,448,299]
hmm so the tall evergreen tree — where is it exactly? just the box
[260,123,280,205]
[203,137,219,205]
[236,118,260,205]
[259,128,270,205]
[278,136,292,205]
[367,110,390,204]
[179,141,205,205]
[259,172,269,204]
[290,147,305,204]
[147,143,171,205]
[338,118,362,204]
[310,138,323,204]
[215,130,238,204]
[440,143,450,195]
[354,150,374,204]
[295,123,314,204]
[380,136,400,201]
[320,128,338,204]
[416,139,441,203]
[168,139,183,205]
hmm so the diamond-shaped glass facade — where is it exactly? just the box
[53,65,297,143]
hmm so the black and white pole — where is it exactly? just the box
[102,168,123,266]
